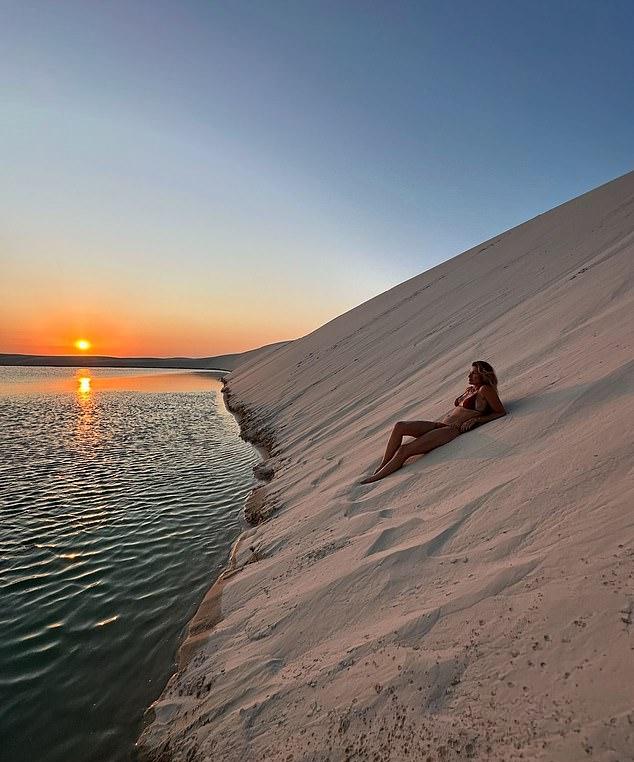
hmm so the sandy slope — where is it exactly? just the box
[137,171,634,761]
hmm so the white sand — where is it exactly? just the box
[137,171,634,761]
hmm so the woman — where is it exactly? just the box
[359,360,506,484]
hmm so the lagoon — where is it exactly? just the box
[0,366,258,762]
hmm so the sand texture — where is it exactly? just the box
[137,171,634,761]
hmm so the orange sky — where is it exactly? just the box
[0,264,378,357]
[1,211,391,359]
[0,306,315,358]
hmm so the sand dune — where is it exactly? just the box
[137,171,634,761]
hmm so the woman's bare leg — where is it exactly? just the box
[373,420,439,474]
[361,426,460,484]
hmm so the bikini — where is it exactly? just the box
[438,390,489,432]
[460,392,483,410]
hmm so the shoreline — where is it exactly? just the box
[0,342,291,372]
[0,359,231,371]
[136,374,279,758]
[173,377,280,666]
[220,379,279,524]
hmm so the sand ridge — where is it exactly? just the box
[137,171,634,761]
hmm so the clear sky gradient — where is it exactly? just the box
[2,1,633,356]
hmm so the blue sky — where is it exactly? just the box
[1,1,632,355]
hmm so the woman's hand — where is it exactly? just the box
[460,419,480,433]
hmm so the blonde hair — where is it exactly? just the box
[472,360,498,388]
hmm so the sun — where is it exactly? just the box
[74,339,91,351]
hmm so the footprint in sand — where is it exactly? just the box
[344,504,393,519]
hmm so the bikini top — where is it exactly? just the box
[459,388,490,413]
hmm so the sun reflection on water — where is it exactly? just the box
[73,371,100,448]
[95,615,119,627]
[78,376,91,395]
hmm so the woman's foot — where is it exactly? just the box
[361,451,408,484]
[362,464,386,482]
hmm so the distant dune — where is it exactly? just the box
[138,171,634,761]
[0,341,291,372]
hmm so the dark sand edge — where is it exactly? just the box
[174,377,280,666]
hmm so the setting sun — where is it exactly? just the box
[74,339,91,351]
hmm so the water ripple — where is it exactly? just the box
[0,367,259,762]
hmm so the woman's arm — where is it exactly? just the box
[482,385,506,415]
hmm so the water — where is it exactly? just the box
[0,366,260,762]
